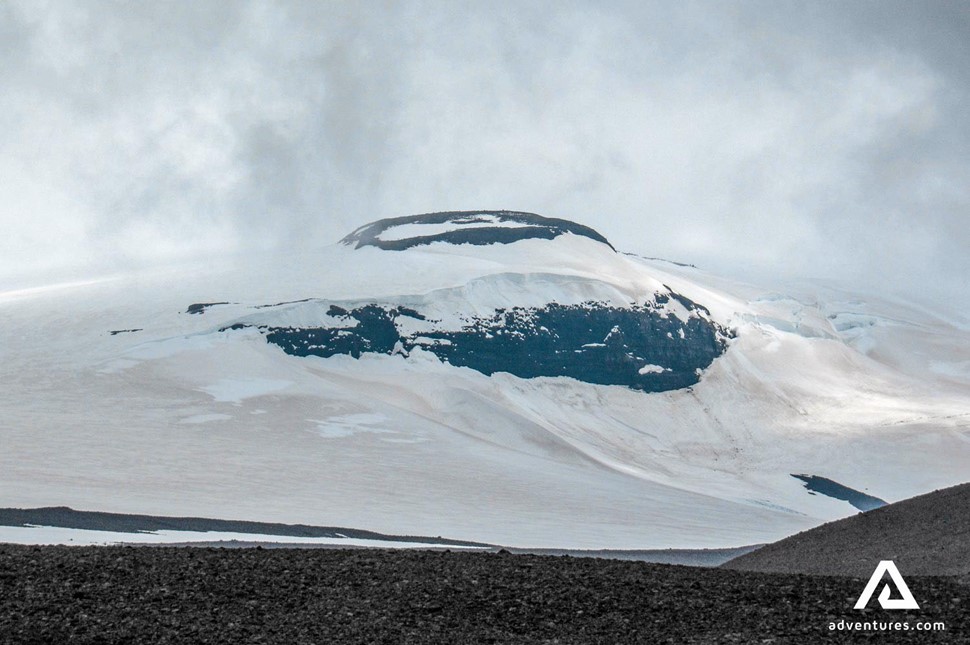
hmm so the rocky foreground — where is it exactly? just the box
[1,545,965,644]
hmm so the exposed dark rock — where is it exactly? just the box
[248,297,730,392]
[0,546,963,644]
[108,329,142,336]
[623,252,698,268]
[723,481,970,578]
[341,210,616,251]
[255,298,314,309]
[202,214,729,392]
[791,474,886,512]
[186,302,229,315]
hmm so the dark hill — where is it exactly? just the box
[722,482,970,577]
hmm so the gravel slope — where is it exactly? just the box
[723,482,970,577]
[1,545,965,644]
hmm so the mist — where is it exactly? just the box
[2,1,967,307]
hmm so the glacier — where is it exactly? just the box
[0,211,967,549]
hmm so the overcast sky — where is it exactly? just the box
[2,1,968,307]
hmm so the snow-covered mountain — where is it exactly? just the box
[1,211,968,549]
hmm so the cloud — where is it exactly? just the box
[0,1,967,308]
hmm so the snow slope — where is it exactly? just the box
[1,213,967,549]
[0,526,485,549]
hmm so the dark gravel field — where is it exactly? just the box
[1,545,966,644]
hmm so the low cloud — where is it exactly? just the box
[1,1,967,308]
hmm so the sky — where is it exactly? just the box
[1,1,968,307]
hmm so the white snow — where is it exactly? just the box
[375,215,531,242]
[0,232,967,550]
[308,413,401,440]
[199,378,292,403]
[0,525,485,549]
[929,360,970,379]
[180,413,233,424]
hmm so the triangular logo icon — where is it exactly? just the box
[854,560,920,610]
